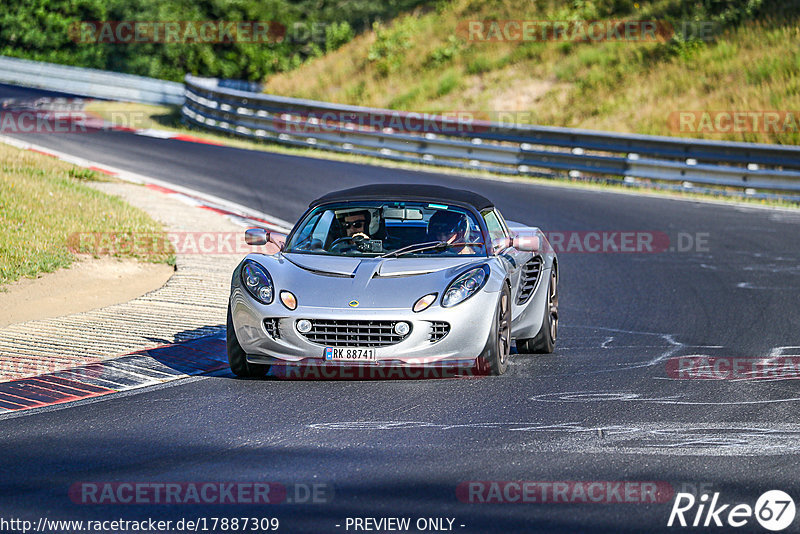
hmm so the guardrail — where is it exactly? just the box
[0,56,183,106]
[183,75,800,193]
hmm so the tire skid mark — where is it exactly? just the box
[305,420,800,455]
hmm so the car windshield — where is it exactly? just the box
[284,201,488,257]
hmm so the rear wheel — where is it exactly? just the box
[479,284,511,375]
[227,304,269,377]
[517,267,558,354]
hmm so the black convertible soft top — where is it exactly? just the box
[309,184,494,211]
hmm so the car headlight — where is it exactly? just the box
[241,260,274,304]
[442,265,489,308]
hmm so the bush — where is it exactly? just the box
[326,21,355,52]
[465,54,493,74]
[435,70,460,96]
[0,0,435,81]
[368,21,413,76]
[426,35,463,66]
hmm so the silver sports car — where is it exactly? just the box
[227,184,558,377]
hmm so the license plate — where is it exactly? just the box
[324,347,376,362]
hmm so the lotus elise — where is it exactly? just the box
[227,184,557,376]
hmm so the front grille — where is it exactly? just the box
[428,321,450,343]
[263,318,281,339]
[517,257,543,304]
[301,320,410,347]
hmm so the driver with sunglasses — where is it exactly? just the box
[339,210,371,238]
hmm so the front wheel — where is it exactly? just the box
[227,304,269,378]
[516,267,558,354]
[479,284,511,375]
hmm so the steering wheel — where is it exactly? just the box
[329,233,370,252]
[329,236,354,250]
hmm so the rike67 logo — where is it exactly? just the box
[668,490,796,531]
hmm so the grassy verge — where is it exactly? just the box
[0,143,175,287]
[85,100,800,210]
[265,0,800,145]
[86,101,185,133]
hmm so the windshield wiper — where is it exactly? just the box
[379,241,484,259]
[379,241,443,258]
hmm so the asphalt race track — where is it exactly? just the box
[2,85,800,533]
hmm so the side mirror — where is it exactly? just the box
[512,234,539,253]
[245,228,269,246]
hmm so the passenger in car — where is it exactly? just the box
[427,210,476,255]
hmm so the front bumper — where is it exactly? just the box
[230,287,497,368]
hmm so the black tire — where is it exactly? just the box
[479,284,512,376]
[227,304,269,378]
[517,267,558,354]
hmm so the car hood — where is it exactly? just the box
[256,253,487,309]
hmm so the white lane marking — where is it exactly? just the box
[134,128,178,139]
[169,193,204,207]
